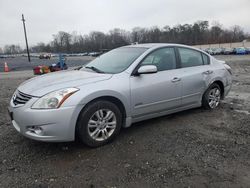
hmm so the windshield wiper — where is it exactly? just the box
[85,66,105,73]
[74,66,83,70]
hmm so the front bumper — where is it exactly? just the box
[8,97,83,142]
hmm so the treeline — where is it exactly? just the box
[1,44,23,54]
[2,21,249,54]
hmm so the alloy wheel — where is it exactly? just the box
[87,109,117,141]
[208,88,221,108]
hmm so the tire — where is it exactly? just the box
[76,100,122,147]
[202,83,222,109]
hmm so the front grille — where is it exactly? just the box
[13,90,32,106]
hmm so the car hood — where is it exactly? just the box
[18,70,112,97]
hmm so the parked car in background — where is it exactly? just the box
[8,43,232,147]
[223,48,234,55]
[245,47,250,54]
[234,47,246,55]
[79,52,88,56]
[0,54,15,58]
[213,48,223,55]
[205,48,214,55]
[88,52,102,57]
[39,53,51,59]
[0,55,8,58]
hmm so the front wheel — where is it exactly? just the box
[202,83,221,109]
[76,100,122,147]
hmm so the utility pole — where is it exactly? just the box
[21,14,31,62]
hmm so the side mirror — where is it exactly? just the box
[137,65,157,75]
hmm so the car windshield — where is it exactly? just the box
[82,47,147,74]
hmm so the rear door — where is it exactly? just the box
[177,47,212,106]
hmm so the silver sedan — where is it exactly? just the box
[8,43,232,147]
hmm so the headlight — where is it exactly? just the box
[32,88,79,109]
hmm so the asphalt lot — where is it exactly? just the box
[0,56,93,72]
[0,55,250,187]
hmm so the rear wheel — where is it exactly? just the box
[202,83,221,109]
[76,100,122,147]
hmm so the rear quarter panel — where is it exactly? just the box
[208,57,232,93]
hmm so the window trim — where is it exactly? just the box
[176,47,210,68]
[131,46,179,76]
[201,53,210,65]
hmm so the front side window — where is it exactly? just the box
[179,48,203,68]
[83,47,147,74]
[141,48,177,71]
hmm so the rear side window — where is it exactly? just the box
[178,48,203,68]
[202,53,210,65]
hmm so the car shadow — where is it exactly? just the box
[22,106,209,155]
[123,107,205,129]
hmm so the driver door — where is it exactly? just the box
[130,47,182,118]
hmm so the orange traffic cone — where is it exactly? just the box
[4,62,9,72]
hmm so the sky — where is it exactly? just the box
[0,0,250,48]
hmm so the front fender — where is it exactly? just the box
[78,90,131,117]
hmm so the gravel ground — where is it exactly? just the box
[0,55,249,188]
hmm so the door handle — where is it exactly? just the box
[203,70,213,75]
[171,77,181,82]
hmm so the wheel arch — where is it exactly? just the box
[202,79,225,109]
[205,77,225,99]
[74,93,129,139]
[211,80,225,98]
[84,95,127,120]
[213,80,224,98]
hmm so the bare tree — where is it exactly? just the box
[3,45,22,54]
[26,20,248,54]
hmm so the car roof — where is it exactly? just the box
[125,43,195,49]
[124,43,208,55]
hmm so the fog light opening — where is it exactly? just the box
[28,126,44,136]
